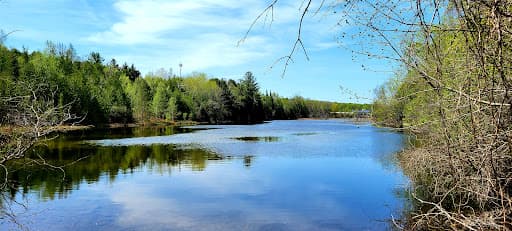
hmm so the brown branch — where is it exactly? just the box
[237,0,279,47]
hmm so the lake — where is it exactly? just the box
[1,119,408,231]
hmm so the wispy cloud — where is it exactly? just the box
[84,0,342,73]
[0,0,384,102]
[88,0,258,44]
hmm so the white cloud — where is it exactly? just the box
[85,0,344,73]
[86,0,265,45]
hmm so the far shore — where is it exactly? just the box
[2,118,375,135]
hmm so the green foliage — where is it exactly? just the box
[151,82,168,119]
[239,72,263,122]
[130,78,151,122]
[0,43,368,125]
[372,73,406,127]
[371,4,512,227]
[166,97,177,122]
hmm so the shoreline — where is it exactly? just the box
[4,117,377,135]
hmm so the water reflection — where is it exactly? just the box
[244,155,254,167]
[5,144,224,201]
[58,125,198,142]
[0,120,408,231]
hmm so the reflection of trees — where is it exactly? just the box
[243,155,253,168]
[1,141,224,201]
[54,126,193,142]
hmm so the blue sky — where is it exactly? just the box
[0,0,395,103]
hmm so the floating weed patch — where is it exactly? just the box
[233,136,281,142]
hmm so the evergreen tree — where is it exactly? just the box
[239,71,263,123]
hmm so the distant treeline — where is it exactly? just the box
[0,42,369,125]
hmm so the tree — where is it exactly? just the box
[239,71,263,123]
[199,100,223,124]
[289,96,309,119]
[154,67,173,79]
[166,96,177,122]
[122,63,141,81]
[88,52,103,65]
[151,82,168,119]
[0,30,6,45]
[181,73,222,122]
[215,79,236,121]
[129,78,150,122]
[103,72,131,123]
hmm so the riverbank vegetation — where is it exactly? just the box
[365,0,512,229]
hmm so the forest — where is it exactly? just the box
[0,42,369,126]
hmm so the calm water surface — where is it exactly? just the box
[1,120,408,231]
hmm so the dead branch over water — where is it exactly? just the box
[1,82,79,182]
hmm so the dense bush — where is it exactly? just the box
[370,1,512,229]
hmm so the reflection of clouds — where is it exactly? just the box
[111,179,335,231]
[113,186,196,229]
[111,171,312,230]
[110,156,397,230]
[179,164,268,196]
